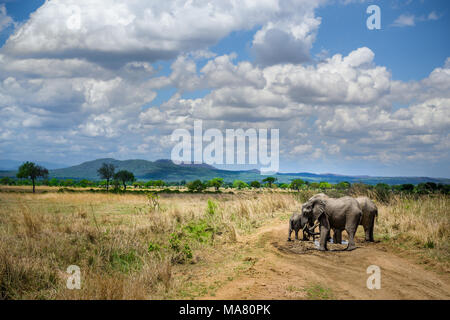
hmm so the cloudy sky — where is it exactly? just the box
[0,0,449,177]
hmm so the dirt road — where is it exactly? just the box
[202,221,450,300]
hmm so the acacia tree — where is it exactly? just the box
[208,178,223,191]
[16,162,49,193]
[187,179,205,192]
[262,176,277,188]
[250,181,261,188]
[290,179,305,191]
[114,170,135,191]
[233,180,248,189]
[97,163,115,191]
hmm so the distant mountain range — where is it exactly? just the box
[0,158,449,185]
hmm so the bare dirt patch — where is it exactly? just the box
[202,221,450,300]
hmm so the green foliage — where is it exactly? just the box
[48,178,60,186]
[167,232,194,263]
[183,220,214,243]
[0,177,14,185]
[182,244,193,259]
[186,179,206,192]
[206,199,218,216]
[97,163,115,191]
[424,240,435,249]
[290,179,305,190]
[109,249,142,273]
[169,233,182,252]
[17,162,47,180]
[133,181,144,188]
[145,180,166,187]
[63,179,75,187]
[233,180,248,189]
[437,183,450,195]
[415,182,440,194]
[250,181,261,188]
[146,192,160,212]
[336,181,351,189]
[114,170,135,190]
[262,177,277,188]
[208,178,223,191]
[147,242,161,252]
[112,179,121,192]
[319,181,332,189]
[375,183,391,203]
[309,182,320,189]
[16,162,49,193]
[399,184,414,192]
[78,179,91,188]
[304,284,335,300]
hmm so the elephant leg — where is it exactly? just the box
[364,226,371,242]
[345,227,357,251]
[301,224,309,241]
[318,216,330,251]
[336,230,342,244]
[295,229,299,240]
[287,227,293,241]
[319,226,329,251]
[334,229,342,244]
[302,230,310,241]
[369,217,375,242]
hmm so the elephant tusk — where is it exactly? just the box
[306,223,320,236]
[308,222,320,232]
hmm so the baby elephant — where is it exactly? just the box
[288,212,312,241]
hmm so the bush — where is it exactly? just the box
[375,183,391,203]
[206,199,218,216]
[148,242,161,253]
[186,180,206,192]
[250,181,261,188]
[0,177,14,185]
[183,220,214,243]
[109,249,142,273]
[232,180,248,189]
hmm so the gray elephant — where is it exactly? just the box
[354,196,378,242]
[308,194,378,243]
[307,193,338,242]
[320,195,378,243]
[333,197,378,243]
[301,196,362,251]
[287,212,315,241]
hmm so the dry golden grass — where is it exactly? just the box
[0,190,448,299]
[375,194,449,264]
[0,191,296,299]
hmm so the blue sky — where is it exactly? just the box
[0,0,449,177]
[4,0,448,82]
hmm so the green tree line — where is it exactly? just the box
[1,162,448,195]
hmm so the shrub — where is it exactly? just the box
[186,180,206,192]
[232,180,248,189]
[206,199,218,216]
[250,181,261,188]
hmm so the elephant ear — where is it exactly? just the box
[312,199,326,222]
[300,214,309,226]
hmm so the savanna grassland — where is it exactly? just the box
[0,188,449,300]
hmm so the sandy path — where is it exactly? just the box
[202,221,450,300]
